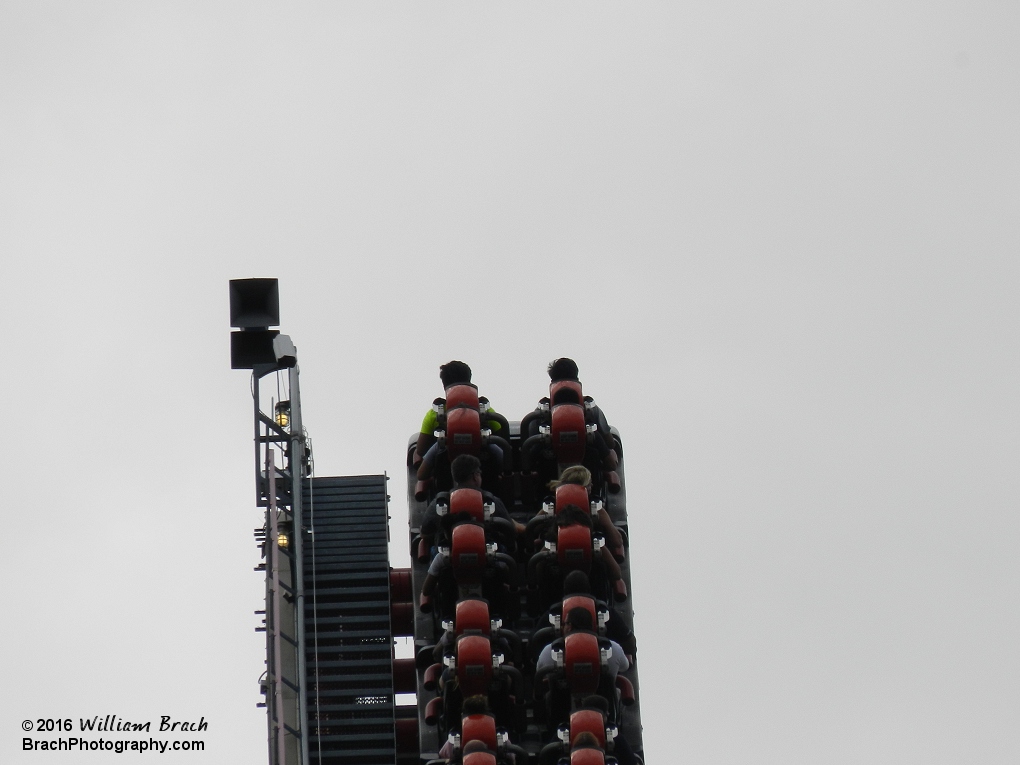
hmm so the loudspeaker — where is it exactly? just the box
[229,278,280,329]
[231,329,280,369]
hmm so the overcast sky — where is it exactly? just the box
[2,3,1018,763]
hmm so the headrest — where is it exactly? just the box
[455,598,491,637]
[550,379,583,405]
[555,484,590,514]
[451,524,488,585]
[561,596,598,635]
[450,488,487,522]
[550,403,587,464]
[557,524,593,573]
[445,383,480,411]
[456,634,493,696]
[569,709,607,748]
[460,713,498,752]
[446,407,482,457]
[569,747,606,765]
[563,632,603,695]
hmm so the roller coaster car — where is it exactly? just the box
[519,382,621,500]
[443,489,518,551]
[433,711,531,765]
[535,632,630,727]
[530,594,611,664]
[528,525,616,611]
[525,484,625,564]
[539,708,622,765]
[427,384,509,443]
[424,524,519,621]
[415,388,512,501]
[414,488,518,565]
[407,393,642,763]
[423,634,526,735]
[423,598,523,668]
[552,485,624,562]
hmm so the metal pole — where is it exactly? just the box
[288,361,310,765]
[267,450,287,765]
[253,373,263,505]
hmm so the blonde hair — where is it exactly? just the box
[547,465,591,491]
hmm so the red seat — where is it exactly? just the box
[616,674,636,706]
[455,635,494,697]
[445,383,480,410]
[561,596,599,634]
[563,632,602,695]
[554,484,591,515]
[447,407,482,457]
[570,748,606,765]
[569,709,608,748]
[550,403,588,464]
[460,713,498,751]
[557,525,593,573]
[423,662,443,692]
[450,488,487,522]
[550,379,584,405]
[424,696,443,726]
[451,524,488,586]
[454,598,491,637]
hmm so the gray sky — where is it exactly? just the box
[2,3,1018,763]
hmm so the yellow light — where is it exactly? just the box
[277,532,289,549]
[274,400,290,428]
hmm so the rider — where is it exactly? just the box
[547,357,618,469]
[414,360,503,465]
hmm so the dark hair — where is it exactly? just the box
[566,606,594,631]
[440,360,472,387]
[462,694,491,716]
[572,731,602,749]
[581,695,610,715]
[451,454,482,484]
[562,570,591,595]
[548,357,579,381]
[440,513,479,537]
[557,504,593,529]
[462,739,493,755]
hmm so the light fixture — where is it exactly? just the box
[275,400,291,428]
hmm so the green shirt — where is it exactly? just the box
[420,405,502,434]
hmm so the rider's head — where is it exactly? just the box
[440,360,472,388]
[548,357,580,382]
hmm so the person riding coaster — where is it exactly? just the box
[527,466,626,562]
[422,632,526,737]
[538,697,642,765]
[416,455,524,565]
[533,608,631,728]
[414,361,511,501]
[419,521,520,621]
[408,359,642,764]
[530,571,636,667]
[519,358,622,500]
[526,504,627,612]
[424,597,523,669]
